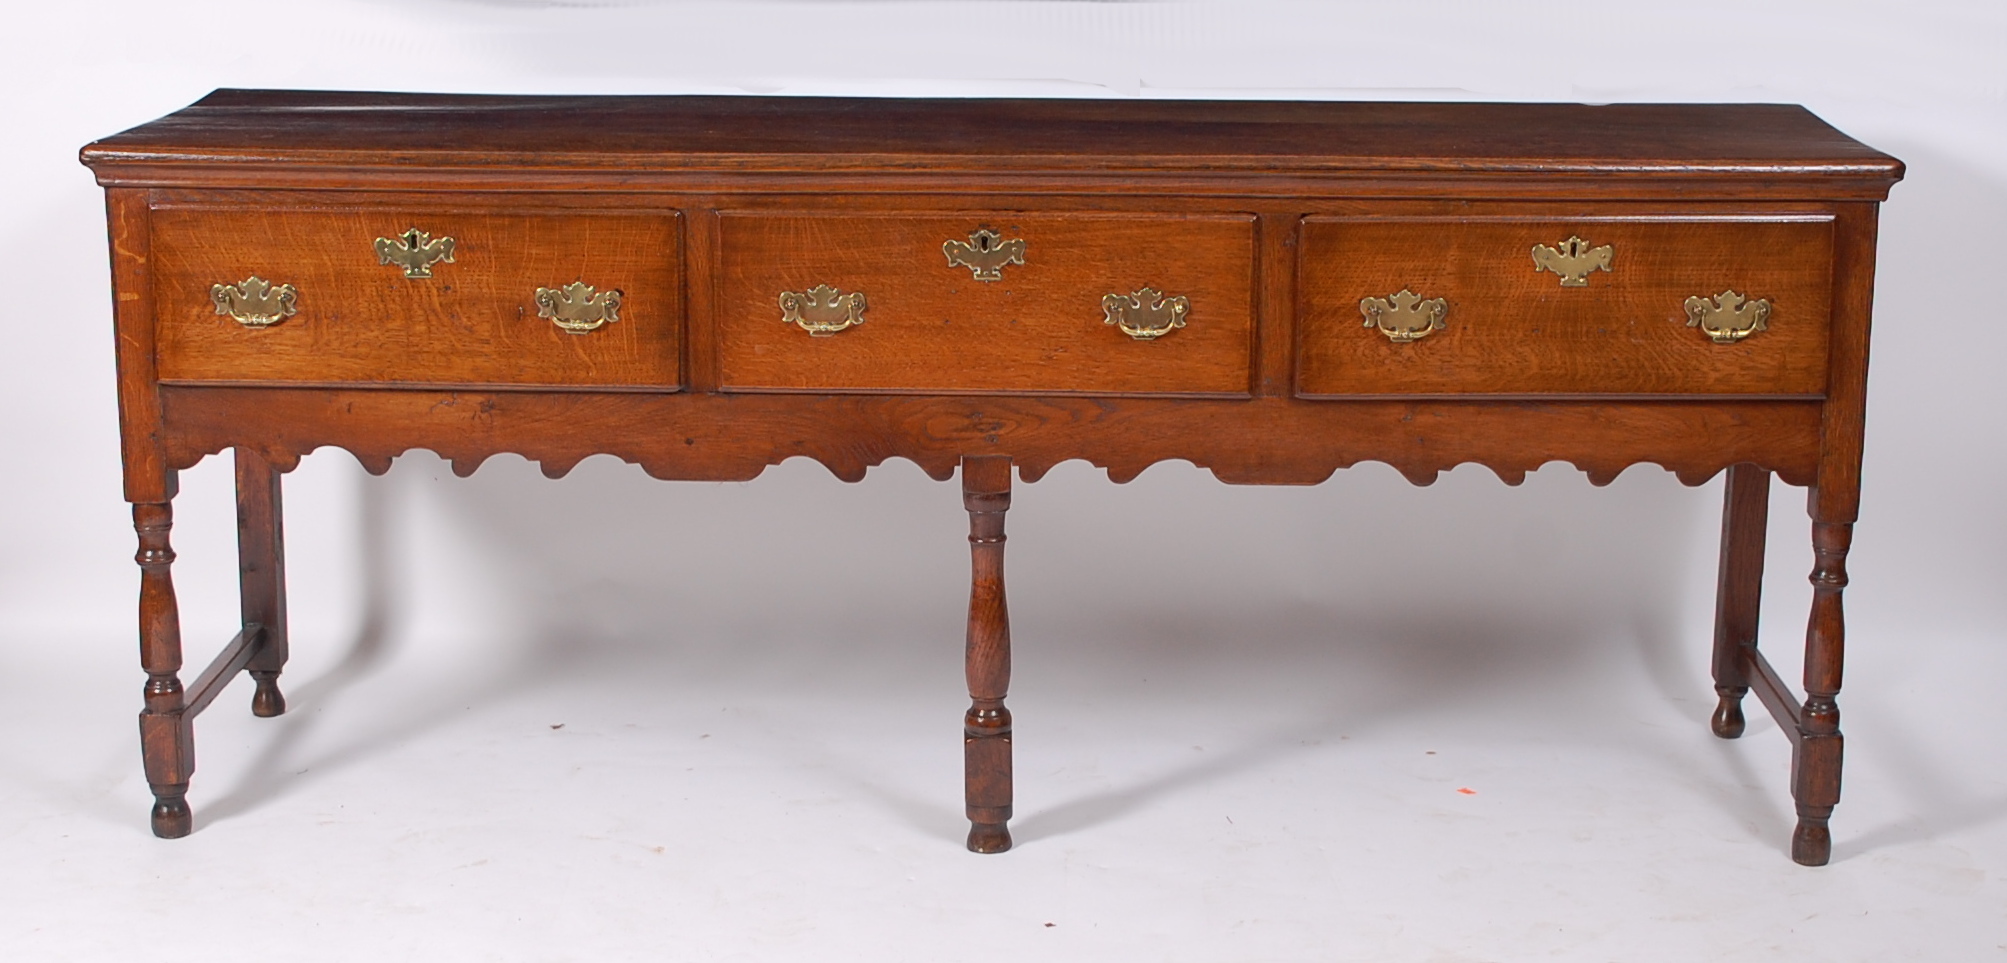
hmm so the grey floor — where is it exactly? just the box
[2,456,2000,961]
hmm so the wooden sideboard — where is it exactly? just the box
[82,91,1902,864]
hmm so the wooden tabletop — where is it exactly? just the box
[83,89,1902,186]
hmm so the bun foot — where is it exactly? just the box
[251,670,286,718]
[1791,817,1831,866]
[967,821,1012,854]
[151,795,192,839]
[1710,687,1746,739]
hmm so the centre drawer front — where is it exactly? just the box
[715,212,1256,396]
[151,207,684,389]
[1295,217,1835,397]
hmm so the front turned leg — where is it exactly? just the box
[236,448,289,717]
[1710,465,1770,738]
[134,502,194,838]
[961,455,1014,854]
[1792,520,1851,866]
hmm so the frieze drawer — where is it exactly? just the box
[1296,217,1835,397]
[152,207,684,389]
[716,212,1256,396]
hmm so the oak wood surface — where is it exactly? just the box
[961,455,1014,853]
[236,447,289,718]
[133,502,192,838]
[717,212,1255,395]
[106,189,172,503]
[152,206,683,388]
[157,387,1827,488]
[84,91,1899,862]
[1297,217,1834,396]
[1792,520,1852,865]
[181,627,263,720]
[1710,464,1770,739]
[82,91,1902,187]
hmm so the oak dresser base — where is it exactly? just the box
[83,91,1902,865]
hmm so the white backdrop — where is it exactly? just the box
[2,1,2003,959]
[2,0,2002,646]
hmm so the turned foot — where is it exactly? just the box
[1710,685,1747,739]
[151,792,191,839]
[250,670,286,717]
[1792,813,1832,866]
[967,821,1012,854]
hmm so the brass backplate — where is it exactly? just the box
[1683,290,1770,343]
[943,229,1026,282]
[535,281,623,333]
[1102,287,1189,341]
[1360,289,1447,343]
[211,276,298,328]
[1531,235,1614,286]
[375,228,456,279]
[780,284,867,336]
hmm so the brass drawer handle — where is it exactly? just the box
[535,281,622,333]
[1360,289,1446,343]
[1684,290,1770,343]
[943,229,1025,282]
[211,276,298,328]
[780,284,867,336]
[1531,235,1613,287]
[1102,287,1188,341]
[375,228,456,279]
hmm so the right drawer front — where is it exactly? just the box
[1296,218,1835,397]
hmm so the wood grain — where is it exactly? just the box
[106,189,172,503]
[134,502,192,838]
[1710,464,1770,739]
[716,212,1254,395]
[1792,520,1852,866]
[236,446,289,718]
[151,205,682,388]
[84,92,1900,862]
[1297,217,1834,396]
[158,387,1825,489]
[961,455,1014,854]
[81,93,1904,201]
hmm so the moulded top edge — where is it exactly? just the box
[79,90,1905,187]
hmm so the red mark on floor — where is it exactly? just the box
[1457,787,1477,795]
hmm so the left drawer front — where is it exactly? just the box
[152,209,683,389]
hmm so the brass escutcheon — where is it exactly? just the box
[1102,287,1189,341]
[1360,289,1447,343]
[374,228,456,279]
[211,276,298,328]
[535,281,623,333]
[780,284,867,336]
[943,229,1025,282]
[1531,235,1614,286]
[1683,290,1770,343]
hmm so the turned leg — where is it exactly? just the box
[135,501,194,838]
[961,455,1014,854]
[236,447,289,717]
[1710,465,1770,738]
[1791,519,1850,866]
